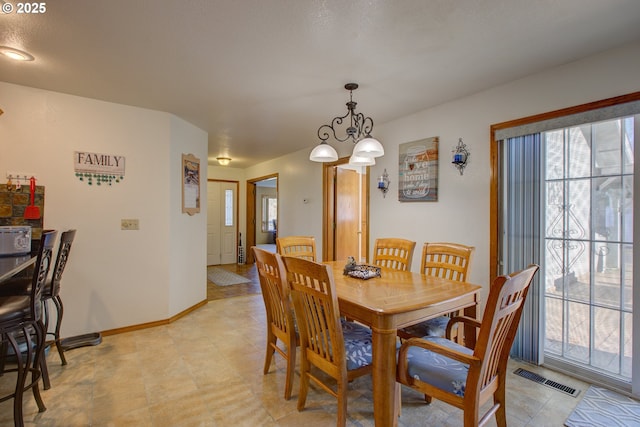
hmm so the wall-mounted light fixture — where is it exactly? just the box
[310,83,384,165]
[452,138,470,175]
[216,157,231,166]
[377,168,390,197]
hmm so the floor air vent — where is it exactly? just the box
[513,368,580,397]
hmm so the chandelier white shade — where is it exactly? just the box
[348,153,376,166]
[309,141,338,162]
[310,83,383,163]
[352,137,384,158]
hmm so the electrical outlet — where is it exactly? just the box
[121,219,139,230]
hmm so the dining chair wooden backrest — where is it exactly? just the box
[420,242,475,281]
[276,236,317,261]
[372,238,416,271]
[282,256,372,427]
[251,246,297,400]
[399,242,475,342]
[397,264,539,427]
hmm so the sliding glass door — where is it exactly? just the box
[493,94,640,394]
[543,117,634,386]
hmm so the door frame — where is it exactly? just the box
[246,173,279,264]
[489,90,640,396]
[322,157,370,262]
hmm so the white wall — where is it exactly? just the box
[370,41,640,300]
[6,40,633,337]
[0,82,207,336]
[244,150,327,253]
[169,116,208,315]
[216,41,640,306]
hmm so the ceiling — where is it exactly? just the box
[2,0,640,168]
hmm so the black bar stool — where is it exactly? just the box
[0,230,57,427]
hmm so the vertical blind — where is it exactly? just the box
[500,134,543,363]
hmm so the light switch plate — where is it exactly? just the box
[121,219,139,230]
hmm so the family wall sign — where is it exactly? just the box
[74,151,126,186]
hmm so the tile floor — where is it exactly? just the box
[0,264,590,426]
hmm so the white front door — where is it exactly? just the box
[207,181,237,265]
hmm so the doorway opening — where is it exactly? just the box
[246,174,278,264]
[323,158,370,263]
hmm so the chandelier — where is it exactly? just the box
[310,83,384,164]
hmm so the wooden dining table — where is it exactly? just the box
[326,261,482,427]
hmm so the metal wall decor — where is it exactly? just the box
[377,168,390,197]
[452,138,470,175]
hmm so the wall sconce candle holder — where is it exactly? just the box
[377,168,390,197]
[452,138,470,175]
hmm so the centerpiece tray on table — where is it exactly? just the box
[343,262,381,280]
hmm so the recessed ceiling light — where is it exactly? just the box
[0,46,35,61]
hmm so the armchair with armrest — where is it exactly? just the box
[396,264,539,427]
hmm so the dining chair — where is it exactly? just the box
[42,229,76,366]
[396,264,539,427]
[371,238,416,271]
[276,236,317,261]
[251,246,297,400]
[281,256,373,427]
[399,242,475,341]
[0,230,57,427]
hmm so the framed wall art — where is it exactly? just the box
[182,153,201,215]
[398,136,439,202]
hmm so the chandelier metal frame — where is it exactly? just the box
[317,83,375,144]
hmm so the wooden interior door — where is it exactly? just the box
[335,168,360,261]
[323,160,369,263]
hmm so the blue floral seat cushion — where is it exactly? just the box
[341,320,373,371]
[405,337,473,397]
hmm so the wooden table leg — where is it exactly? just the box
[463,303,478,349]
[371,325,398,427]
